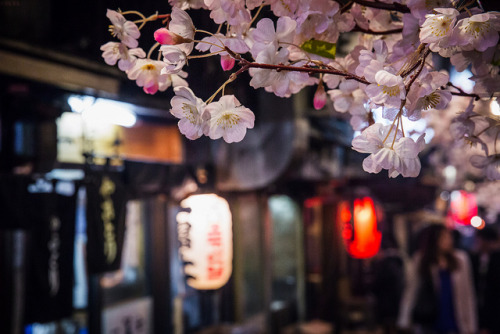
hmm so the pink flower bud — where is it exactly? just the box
[143,84,159,95]
[154,28,191,45]
[313,82,327,110]
[220,55,235,71]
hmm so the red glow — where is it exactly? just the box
[342,197,381,259]
[339,201,352,224]
[448,190,478,225]
[304,197,323,208]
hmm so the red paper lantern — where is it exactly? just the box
[339,197,382,259]
[447,190,478,226]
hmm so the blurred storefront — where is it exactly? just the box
[2,2,492,334]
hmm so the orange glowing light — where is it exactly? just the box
[448,190,478,226]
[341,197,382,259]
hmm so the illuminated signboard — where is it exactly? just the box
[176,194,233,290]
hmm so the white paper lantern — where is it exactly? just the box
[176,194,233,290]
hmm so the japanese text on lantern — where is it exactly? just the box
[176,194,233,290]
[207,225,224,280]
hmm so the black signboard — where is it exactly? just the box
[24,191,77,324]
[86,171,127,274]
[0,175,36,229]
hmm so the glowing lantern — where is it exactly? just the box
[448,190,478,225]
[176,194,233,290]
[339,197,382,259]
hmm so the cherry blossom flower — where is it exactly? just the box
[352,123,403,177]
[449,101,476,140]
[406,0,453,23]
[394,134,426,178]
[365,70,406,108]
[100,42,146,71]
[355,40,388,82]
[250,17,296,57]
[392,14,420,60]
[205,0,251,26]
[295,0,339,36]
[451,12,500,52]
[204,95,255,143]
[352,123,425,177]
[269,0,298,17]
[249,45,310,97]
[419,8,459,52]
[406,71,452,120]
[470,154,500,180]
[475,182,500,222]
[327,80,368,115]
[164,70,189,89]
[195,33,249,70]
[169,0,207,10]
[168,7,196,55]
[106,9,140,48]
[170,86,208,140]
[127,59,168,95]
[160,45,187,74]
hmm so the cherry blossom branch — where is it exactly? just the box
[405,53,427,92]
[340,1,354,13]
[350,0,410,13]
[147,42,160,59]
[237,59,370,84]
[352,25,403,35]
[248,4,266,28]
[449,91,481,100]
[400,46,430,78]
[221,45,370,84]
[446,82,481,100]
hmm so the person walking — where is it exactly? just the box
[397,224,477,334]
[470,226,500,334]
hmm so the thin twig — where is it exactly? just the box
[351,0,410,13]
[238,59,370,85]
[352,25,403,35]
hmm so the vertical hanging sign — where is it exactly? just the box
[86,172,126,273]
[176,194,233,290]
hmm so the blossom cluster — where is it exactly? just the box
[100,0,500,181]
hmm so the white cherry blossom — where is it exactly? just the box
[249,45,310,97]
[250,16,296,57]
[127,59,168,95]
[419,8,459,44]
[160,46,188,74]
[470,154,500,180]
[352,123,425,177]
[168,7,196,54]
[170,86,208,140]
[106,9,141,48]
[204,95,255,143]
[451,12,500,52]
[365,70,405,108]
[100,42,146,71]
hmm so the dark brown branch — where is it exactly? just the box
[341,0,354,13]
[237,59,370,85]
[449,91,481,100]
[400,47,431,78]
[351,0,410,13]
[352,25,403,35]
[405,54,427,92]
[446,82,481,100]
